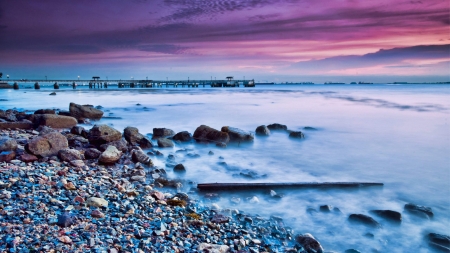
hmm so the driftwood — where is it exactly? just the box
[197,182,383,191]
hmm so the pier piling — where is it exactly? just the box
[34,82,40,89]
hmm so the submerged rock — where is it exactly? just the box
[221,126,254,142]
[153,128,175,138]
[348,214,381,228]
[404,203,434,218]
[429,233,450,250]
[289,130,305,138]
[295,233,324,253]
[370,210,402,222]
[255,125,270,136]
[173,163,186,173]
[157,138,174,148]
[267,123,288,131]
[69,102,103,120]
[193,125,229,144]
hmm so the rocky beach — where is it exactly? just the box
[0,85,449,253]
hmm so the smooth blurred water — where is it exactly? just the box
[1,84,449,252]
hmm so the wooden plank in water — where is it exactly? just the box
[197,182,383,191]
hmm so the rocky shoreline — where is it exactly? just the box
[1,103,449,252]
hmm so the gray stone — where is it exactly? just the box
[267,123,287,130]
[131,148,153,166]
[0,137,18,152]
[99,139,128,152]
[173,163,186,173]
[86,197,108,208]
[69,102,103,120]
[98,145,122,164]
[221,126,254,142]
[158,138,174,148]
[124,126,153,148]
[255,125,270,136]
[173,131,192,142]
[58,148,82,162]
[84,148,102,159]
[153,128,175,138]
[193,125,229,144]
[295,233,324,253]
[88,124,122,145]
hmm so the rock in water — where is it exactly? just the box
[99,139,128,152]
[33,114,78,129]
[404,203,434,218]
[289,131,305,138]
[198,243,230,253]
[370,210,402,222]
[173,131,192,142]
[88,124,122,145]
[255,125,270,136]
[153,128,175,138]
[58,148,82,162]
[86,197,108,208]
[173,163,186,173]
[0,137,18,152]
[69,102,103,120]
[98,145,122,164]
[267,123,288,130]
[157,138,174,148]
[131,148,153,166]
[295,233,324,253]
[193,125,229,144]
[124,126,153,148]
[348,214,381,228]
[429,233,450,248]
[26,132,68,157]
[70,126,88,137]
[221,126,254,142]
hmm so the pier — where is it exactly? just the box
[1,76,255,89]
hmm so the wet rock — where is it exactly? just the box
[345,249,362,253]
[153,128,175,138]
[173,131,192,142]
[34,109,56,115]
[70,126,88,137]
[304,126,317,130]
[404,203,433,218]
[131,148,153,166]
[209,150,214,155]
[88,124,122,145]
[69,102,103,120]
[370,210,402,222]
[429,233,450,249]
[295,233,324,253]
[221,126,254,142]
[267,123,288,131]
[158,138,174,148]
[124,126,152,148]
[193,125,230,144]
[216,142,227,148]
[319,205,333,212]
[138,136,153,149]
[0,122,33,130]
[99,139,128,152]
[84,148,101,159]
[57,213,75,227]
[58,148,82,162]
[98,145,122,164]
[255,125,270,136]
[173,163,186,173]
[49,92,57,96]
[198,243,230,253]
[289,131,305,138]
[20,153,38,162]
[26,131,68,157]
[0,151,15,162]
[86,197,108,208]
[0,137,18,151]
[33,114,78,129]
[348,214,381,228]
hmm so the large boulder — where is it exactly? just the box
[69,102,103,120]
[370,210,402,222]
[131,148,153,166]
[158,138,174,148]
[295,233,324,253]
[84,148,102,159]
[172,131,192,142]
[193,125,229,144]
[221,126,254,142]
[124,126,153,148]
[98,145,122,164]
[255,125,270,136]
[88,125,122,146]
[153,128,175,138]
[34,114,77,129]
[0,137,18,152]
[0,122,33,130]
[26,132,68,157]
[0,151,15,162]
[58,148,83,162]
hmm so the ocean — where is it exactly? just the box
[1,84,449,252]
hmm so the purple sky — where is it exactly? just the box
[0,0,449,82]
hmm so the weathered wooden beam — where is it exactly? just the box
[197,182,383,191]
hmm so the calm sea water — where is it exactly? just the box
[1,84,449,252]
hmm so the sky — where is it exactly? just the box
[0,0,449,83]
